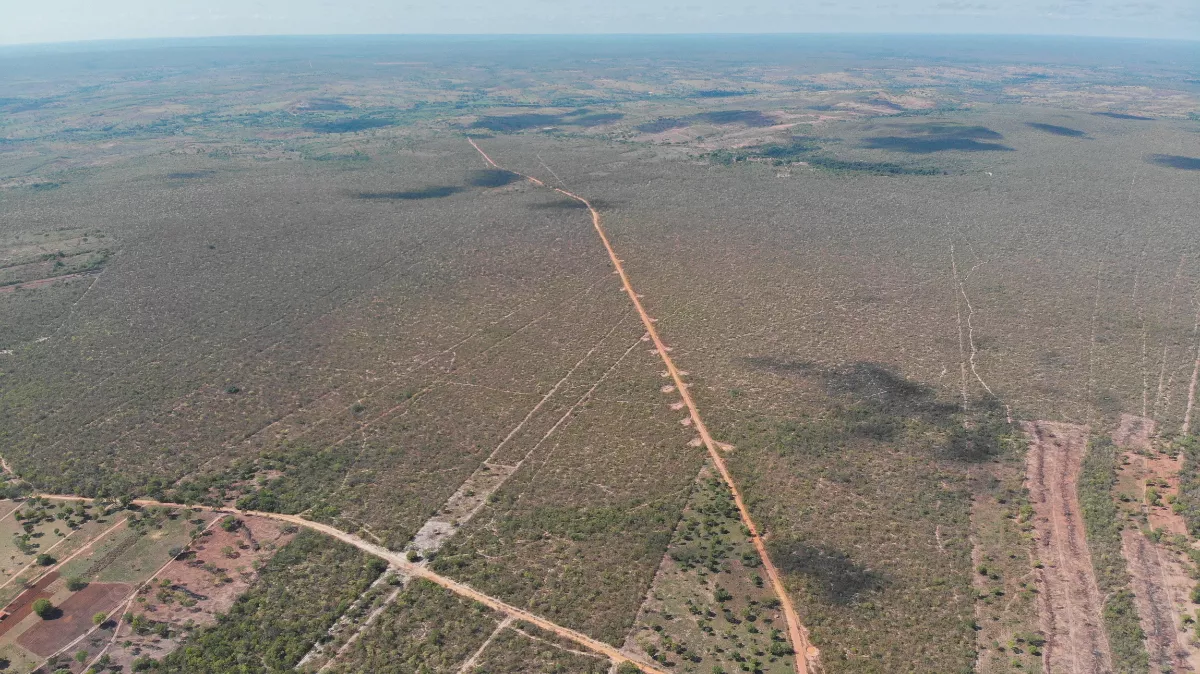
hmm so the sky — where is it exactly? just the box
[0,0,1196,45]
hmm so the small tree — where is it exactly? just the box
[616,663,642,674]
[32,598,54,619]
[93,612,107,626]
[75,650,88,663]
[66,576,88,591]
[35,553,56,566]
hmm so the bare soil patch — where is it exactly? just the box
[1113,413,1156,453]
[1023,421,1112,674]
[17,581,130,656]
[0,572,58,639]
[1119,529,1190,672]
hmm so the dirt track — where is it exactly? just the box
[467,138,817,674]
[1023,421,1113,674]
[38,495,665,674]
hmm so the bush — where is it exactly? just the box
[93,612,108,626]
[32,598,54,619]
[616,663,642,674]
[66,576,88,591]
[35,553,56,566]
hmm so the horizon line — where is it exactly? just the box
[2,31,1198,50]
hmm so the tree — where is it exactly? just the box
[32,598,54,619]
[93,612,107,626]
[66,576,88,591]
[75,650,88,663]
[35,553,56,566]
[616,663,642,674]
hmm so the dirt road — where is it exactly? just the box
[1023,421,1113,674]
[467,138,818,674]
[39,495,664,674]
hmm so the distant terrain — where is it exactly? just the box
[1,34,1199,673]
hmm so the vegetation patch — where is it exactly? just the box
[1078,436,1149,673]
[325,578,497,673]
[157,530,385,672]
[470,114,562,132]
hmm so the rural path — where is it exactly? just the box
[467,138,818,673]
[1022,421,1113,674]
[38,495,665,674]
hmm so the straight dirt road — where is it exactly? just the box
[467,137,818,674]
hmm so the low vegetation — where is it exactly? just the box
[324,578,497,673]
[156,531,385,672]
[1078,436,1149,673]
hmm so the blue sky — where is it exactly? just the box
[1,0,1196,45]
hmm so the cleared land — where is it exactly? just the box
[1023,422,1112,674]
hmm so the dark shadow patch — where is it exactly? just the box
[567,112,624,127]
[301,98,352,112]
[1026,122,1087,137]
[693,110,777,127]
[894,123,1004,140]
[1148,154,1200,170]
[470,114,562,132]
[863,136,1014,153]
[1094,111,1154,120]
[166,170,215,180]
[468,169,522,187]
[746,357,1005,461]
[636,117,689,134]
[693,89,751,98]
[305,118,395,134]
[865,98,906,111]
[769,539,885,605]
[357,186,463,200]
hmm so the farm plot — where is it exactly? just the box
[0,504,211,673]
[0,500,116,607]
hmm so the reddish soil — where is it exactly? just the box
[0,571,58,638]
[1112,420,1197,671]
[1023,421,1113,674]
[1120,529,1189,672]
[17,582,130,656]
[102,516,295,672]
[1113,413,1156,453]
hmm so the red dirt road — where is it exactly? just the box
[467,138,817,673]
[1023,421,1112,674]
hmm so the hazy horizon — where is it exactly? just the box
[4,0,1197,46]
